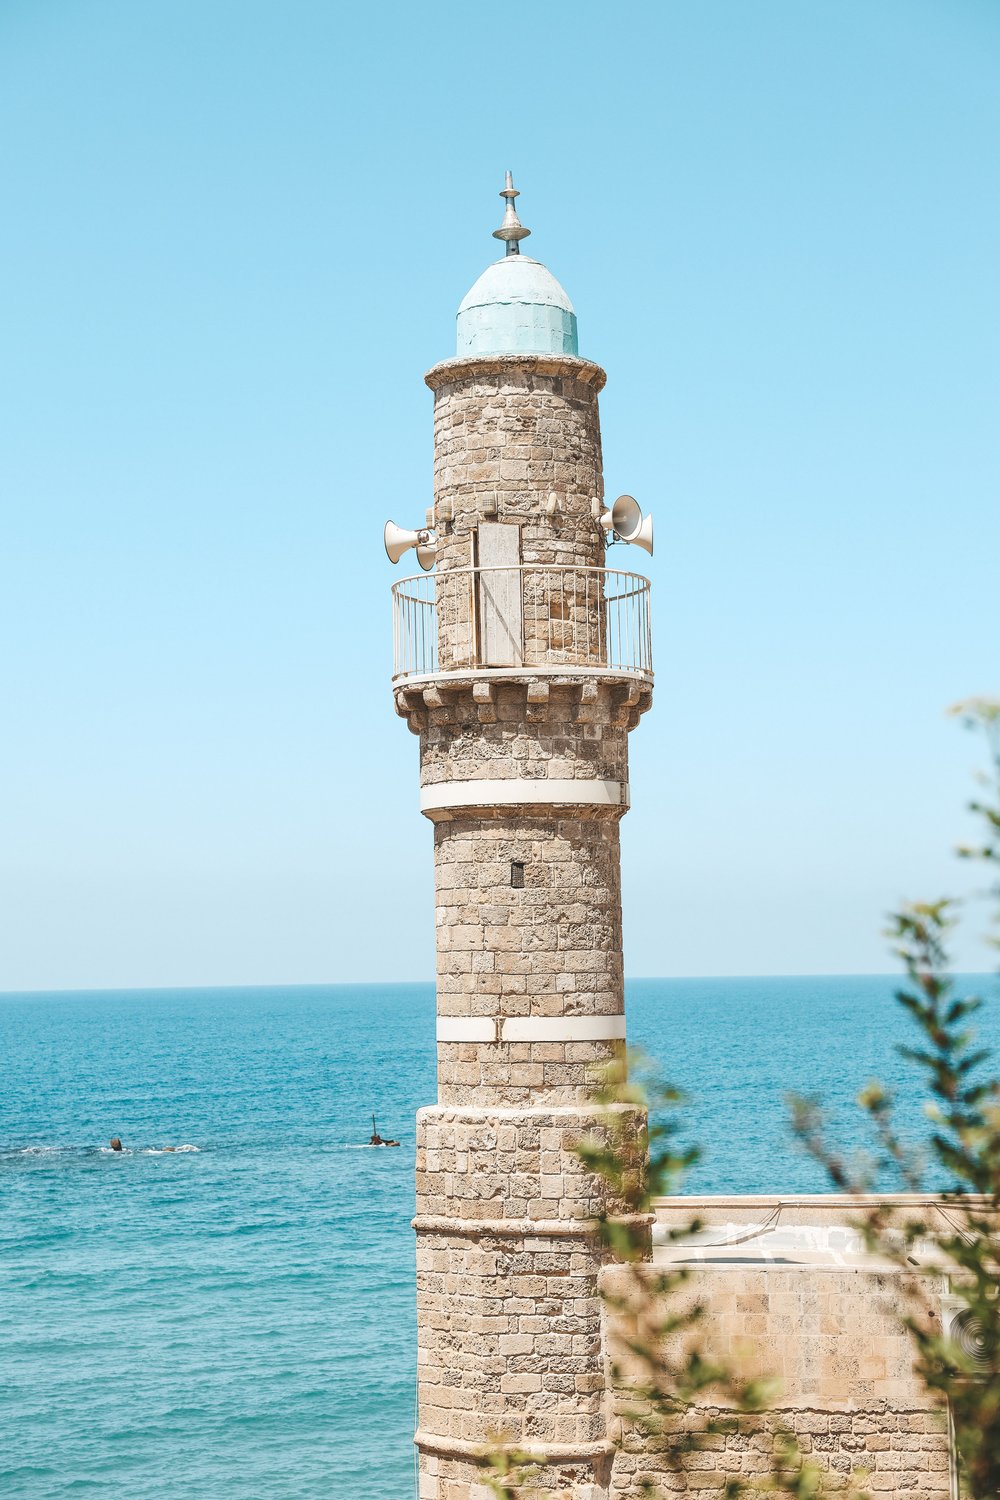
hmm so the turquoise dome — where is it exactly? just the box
[456,254,578,358]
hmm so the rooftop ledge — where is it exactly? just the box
[391,664,654,689]
[650,1194,996,1272]
[424,352,607,392]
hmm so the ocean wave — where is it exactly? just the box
[6,1142,203,1162]
[342,1143,405,1150]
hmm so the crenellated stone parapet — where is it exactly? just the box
[394,675,652,740]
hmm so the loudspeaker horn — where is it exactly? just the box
[597,494,653,555]
[415,538,437,572]
[627,511,654,556]
[384,520,433,565]
[610,493,642,540]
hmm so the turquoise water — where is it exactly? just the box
[2,975,997,1498]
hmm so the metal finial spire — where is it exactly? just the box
[492,170,531,256]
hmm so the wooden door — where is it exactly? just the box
[476,523,522,667]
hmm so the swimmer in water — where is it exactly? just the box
[109,1137,123,1152]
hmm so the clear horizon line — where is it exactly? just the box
[1,968,997,1000]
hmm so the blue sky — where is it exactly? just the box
[1,1,997,990]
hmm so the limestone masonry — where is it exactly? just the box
[390,179,954,1499]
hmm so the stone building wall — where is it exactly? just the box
[430,812,623,1106]
[417,682,631,790]
[424,354,610,673]
[601,1261,952,1498]
[395,675,650,1107]
[607,1405,949,1497]
[425,354,607,570]
[407,349,653,1500]
[414,1106,640,1458]
[411,684,641,1496]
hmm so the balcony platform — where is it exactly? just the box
[391,663,654,689]
[392,563,653,685]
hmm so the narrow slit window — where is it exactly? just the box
[510,861,525,889]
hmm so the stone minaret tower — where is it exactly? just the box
[391,175,653,1500]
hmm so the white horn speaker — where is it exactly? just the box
[610,493,642,540]
[415,538,437,572]
[628,512,654,557]
[598,494,653,555]
[384,520,432,565]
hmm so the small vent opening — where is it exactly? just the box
[510,861,525,889]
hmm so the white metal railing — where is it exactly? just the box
[391,565,652,681]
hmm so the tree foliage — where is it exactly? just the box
[790,699,1000,1498]
[576,1055,860,1499]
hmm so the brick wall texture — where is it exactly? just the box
[425,354,607,573]
[601,1265,951,1499]
[426,354,608,674]
[410,353,644,1499]
[607,1406,949,1498]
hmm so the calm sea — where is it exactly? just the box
[2,975,997,1498]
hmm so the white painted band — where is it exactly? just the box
[412,1212,653,1238]
[436,1014,626,1044]
[414,1429,615,1462]
[436,1016,495,1042]
[420,778,628,813]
